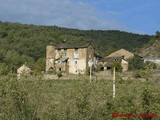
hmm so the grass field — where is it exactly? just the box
[0,76,160,120]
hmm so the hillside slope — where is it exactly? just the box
[138,32,160,57]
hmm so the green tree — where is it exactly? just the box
[34,57,46,73]
[112,61,123,72]
[0,63,9,75]
[129,55,144,70]
[0,31,8,38]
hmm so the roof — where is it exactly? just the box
[107,48,134,60]
[100,56,123,67]
[55,43,91,49]
[100,56,123,62]
[17,64,31,74]
[58,57,69,62]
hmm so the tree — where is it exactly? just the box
[129,55,144,70]
[112,61,122,72]
[0,63,9,75]
[0,31,8,38]
[34,57,46,73]
[155,31,160,39]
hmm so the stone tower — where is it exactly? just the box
[46,44,55,72]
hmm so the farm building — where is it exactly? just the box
[99,56,129,72]
[97,49,135,72]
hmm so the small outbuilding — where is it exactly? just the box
[17,64,31,79]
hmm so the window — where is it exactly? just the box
[64,49,67,56]
[74,48,79,58]
[75,48,78,54]
[55,52,60,59]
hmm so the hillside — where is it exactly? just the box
[0,21,151,73]
[138,32,160,57]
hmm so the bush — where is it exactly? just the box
[0,77,160,119]
[129,55,144,70]
[0,63,9,75]
[144,61,157,70]
[57,71,62,78]
[112,61,123,72]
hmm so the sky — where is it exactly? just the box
[0,0,159,35]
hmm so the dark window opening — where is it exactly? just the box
[75,48,78,54]
[49,67,53,71]
[107,67,112,70]
[100,67,104,71]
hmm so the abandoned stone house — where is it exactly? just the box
[46,43,94,74]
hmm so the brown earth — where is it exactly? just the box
[137,39,160,57]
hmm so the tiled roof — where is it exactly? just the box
[107,48,134,60]
[101,56,123,67]
[55,43,91,49]
[100,56,123,62]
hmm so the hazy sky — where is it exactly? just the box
[0,0,159,35]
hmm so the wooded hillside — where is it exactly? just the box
[0,21,151,74]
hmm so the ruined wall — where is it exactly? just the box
[55,62,68,73]
[121,59,128,72]
[86,45,94,69]
[46,45,55,72]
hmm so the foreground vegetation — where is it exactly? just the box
[0,76,160,120]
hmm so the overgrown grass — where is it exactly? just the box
[0,76,160,120]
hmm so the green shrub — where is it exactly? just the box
[112,61,123,72]
[129,55,144,70]
[0,77,160,120]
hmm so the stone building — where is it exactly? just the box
[99,56,129,72]
[102,48,134,72]
[46,43,94,74]
[17,64,31,79]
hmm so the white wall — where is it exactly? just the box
[121,59,128,72]
[144,58,160,64]
[69,59,86,74]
